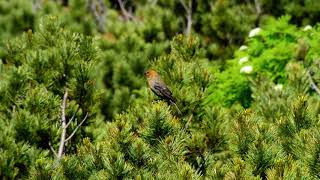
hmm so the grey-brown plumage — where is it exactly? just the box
[145,69,181,114]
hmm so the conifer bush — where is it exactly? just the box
[0,16,100,178]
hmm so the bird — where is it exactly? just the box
[144,69,181,114]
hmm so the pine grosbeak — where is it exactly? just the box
[144,69,181,114]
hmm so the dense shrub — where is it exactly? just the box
[205,16,320,108]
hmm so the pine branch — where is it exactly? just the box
[66,106,80,128]
[57,90,68,162]
[307,70,320,96]
[51,90,89,165]
[48,141,58,158]
[64,113,89,143]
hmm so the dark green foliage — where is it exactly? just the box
[0,16,99,179]
[0,0,35,58]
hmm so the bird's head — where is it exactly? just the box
[144,69,159,79]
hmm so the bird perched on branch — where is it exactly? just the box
[144,69,181,114]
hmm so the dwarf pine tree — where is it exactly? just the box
[22,33,231,178]
[0,16,100,178]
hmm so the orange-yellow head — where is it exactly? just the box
[144,69,159,80]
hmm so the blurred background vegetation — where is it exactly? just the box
[0,0,320,179]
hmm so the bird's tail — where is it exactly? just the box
[169,100,182,114]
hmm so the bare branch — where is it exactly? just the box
[66,106,80,128]
[32,0,42,13]
[117,0,136,21]
[49,141,58,158]
[57,90,68,161]
[65,113,89,143]
[183,114,193,131]
[179,0,188,11]
[307,70,320,96]
[150,0,158,5]
[88,0,107,33]
[179,0,193,37]
[170,100,181,114]
[254,0,262,15]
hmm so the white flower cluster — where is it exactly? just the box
[274,84,283,91]
[238,56,248,64]
[239,45,248,51]
[303,25,312,31]
[237,28,262,74]
[249,27,261,38]
[240,65,253,74]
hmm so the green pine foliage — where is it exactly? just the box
[0,16,100,178]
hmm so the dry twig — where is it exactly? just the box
[57,90,68,161]
[65,113,89,143]
[307,70,320,96]
[66,107,80,128]
[117,0,136,21]
[183,114,193,131]
[49,141,58,158]
[254,0,261,15]
[50,90,90,165]
[88,0,107,32]
[179,0,193,37]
